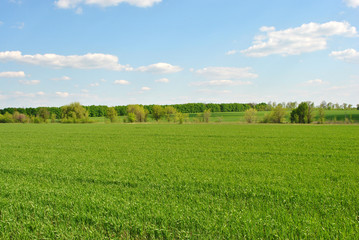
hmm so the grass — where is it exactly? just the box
[0,124,359,239]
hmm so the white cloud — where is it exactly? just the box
[0,71,26,78]
[190,80,252,87]
[141,86,151,91]
[81,89,89,93]
[56,91,70,97]
[51,76,71,81]
[344,0,359,8]
[330,48,359,63]
[155,78,169,83]
[226,50,237,55]
[137,63,182,74]
[37,91,45,96]
[75,7,83,14]
[114,79,130,85]
[12,22,24,29]
[197,89,232,94]
[0,21,3,26]
[242,21,358,57]
[18,80,40,85]
[0,51,133,71]
[55,0,161,9]
[304,79,327,86]
[100,78,106,82]
[89,82,100,87]
[195,67,258,80]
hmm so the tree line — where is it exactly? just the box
[1,101,357,119]
[0,101,357,124]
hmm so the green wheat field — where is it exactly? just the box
[1,124,359,238]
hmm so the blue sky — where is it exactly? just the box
[0,0,358,108]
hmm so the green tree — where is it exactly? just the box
[152,105,164,122]
[164,106,177,122]
[244,108,257,123]
[127,105,148,122]
[318,107,325,124]
[290,102,314,123]
[61,102,90,123]
[263,105,286,123]
[203,109,211,123]
[106,107,118,123]
[38,107,50,123]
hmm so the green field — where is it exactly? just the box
[1,124,359,238]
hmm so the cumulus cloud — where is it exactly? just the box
[344,0,359,8]
[51,76,71,81]
[137,63,183,74]
[141,86,151,91]
[241,21,358,57]
[55,0,162,9]
[89,82,100,87]
[0,51,133,71]
[304,79,327,86]
[197,89,232,94]
[12,22,24,29]
[19,80,40,85]
[0,71,26,78]
[195,67,258,80]
[155,78,169,83]
[190,80,252,87]
[225,50,237,55]
[330,48,359,63]
[56,91,70,97]
[114,80,130,85]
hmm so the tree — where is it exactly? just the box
[318,107,325,124]
[290,102,314,123]
[61,102,90,123]
[127,105,148,122]
[151,105,164,122]
[38,107,50,123]
[244,108,257,123]
[106,107,118,123]
[203,109,211,123]
[163,106,177,122]
[270,104,286,123]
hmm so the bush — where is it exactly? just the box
[152,105,164,122]
[203,109,211,123]
[0,112,14,123]
[244,108,257,123]
[106,107,118,123]
[290,102,314,123]
[127,105,148,122]
[262,105,286,123]
[61,102,90,123]
[163,106,177,122]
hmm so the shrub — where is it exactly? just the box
[127,112,136,123]
[203,109,211,123]
[127,105,148,122]
[163,106,177,122]
[152,105,164,122]
[244,108,257,123]
[262,105,287,123]
[61,102,90,123]
[106,107,118,123]
[38,108,50,123]
[290,102,314,123]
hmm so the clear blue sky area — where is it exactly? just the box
[0,0,358,107]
